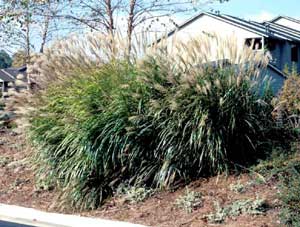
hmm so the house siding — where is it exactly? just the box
[160,13,291,94]
[166,14,262,49]
[264,68,286,95]
[281,41,292,70]
[269,41,300,73]
[298,45,300,71]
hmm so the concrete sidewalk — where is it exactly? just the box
[0,204,147,227]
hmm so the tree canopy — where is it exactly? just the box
[0,50,12,69]
[0,0,230,56]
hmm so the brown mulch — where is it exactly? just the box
[81,175,281,227]
[0,129,281,227]
[0,129,55,210]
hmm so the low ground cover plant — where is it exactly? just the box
[175,188,203,213]
[115,184,155,204]
[229,181,245,193]
[205,198,267,223]
[279,168,300,226]
[28,34,283,210]
[253,144,300,226]
[0,156,10,167]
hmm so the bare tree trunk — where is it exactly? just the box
[127,0,136,55]
[40,15,50,53]
[105,0,114,37]
[25,3,31,90]
[104,0,115,54]
[2,82,4,99]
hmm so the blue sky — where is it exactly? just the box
[164,0,300,34]
[207,0,300,21]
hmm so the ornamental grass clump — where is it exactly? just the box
[30,61,151,209]
[29,33,276,210]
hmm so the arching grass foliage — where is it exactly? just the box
[29,35,278,210]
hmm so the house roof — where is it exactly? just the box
[263,21,300,39]
[0,66,27,83]
[156,12,300,44]
[223,14,300,42]
[270,15,300,25]
[156,12,268,44]
[0,69,15,82]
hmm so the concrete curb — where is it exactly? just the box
[0,204,147,227]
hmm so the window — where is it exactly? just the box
[291,45,298,62]
[245,38,263,50]
[265,39,276,51]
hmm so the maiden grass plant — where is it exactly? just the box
[29,34,276,210]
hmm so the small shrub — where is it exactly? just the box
[278,75,300,114]
[247,177,266,187]
[205,198,267,223]
[205,201,228,223]
[116,184,155,204]
[0,156,10,167]
[274,72,300,132]
[229,181,245,193]
[175,188,203,213]
[35,175,55,191]
[281,77,300,111]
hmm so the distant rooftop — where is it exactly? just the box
[270,15,300,24]
[0,66,26,83]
